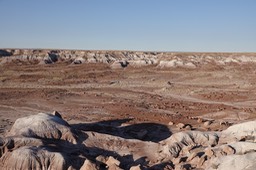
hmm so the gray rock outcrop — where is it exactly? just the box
[1,112,256,169]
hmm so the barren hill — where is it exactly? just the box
[1,49,256,67]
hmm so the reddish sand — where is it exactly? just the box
[1,61,256,137]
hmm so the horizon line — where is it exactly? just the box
[1,47,256,54]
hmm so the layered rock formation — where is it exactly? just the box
[1,49,256,68]
[1,112,256,169]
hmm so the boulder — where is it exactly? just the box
[73,57,86,64]
[106,156,120,167]
[80,159,97,170]
[207,152,256,170]
[222,120,256,139]
[176,123,186,129]
[204,121,212,127]
[1,146,68,170]
[162,131,219,158]
[52,110,62,119]
[168,121,174,126]
[7,113,76,143]
[184,124,192,130]
[228,142,256,155]
[129,165,141,170]
[197,118,203,123]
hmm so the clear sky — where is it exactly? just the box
[0,0,255,52]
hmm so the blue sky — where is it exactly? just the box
[0,0,255,52]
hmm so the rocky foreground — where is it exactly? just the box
[0,112,256,170]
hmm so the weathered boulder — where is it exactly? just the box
[162,131,219,158]
[106,156,120,167]
[222,120,256,139]
[80,159,98,170]
[176,123,186,129]
[1,146,68,170]
[7,113,77,143]
[207,152,256,170]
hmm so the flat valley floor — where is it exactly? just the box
[1,62,256,136]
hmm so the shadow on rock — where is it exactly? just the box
[72,119,172,142]
[0,113,174,169]
[0,50,12,57]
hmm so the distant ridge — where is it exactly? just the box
[1,48,256,68]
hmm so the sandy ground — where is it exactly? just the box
[1,61,256,137]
